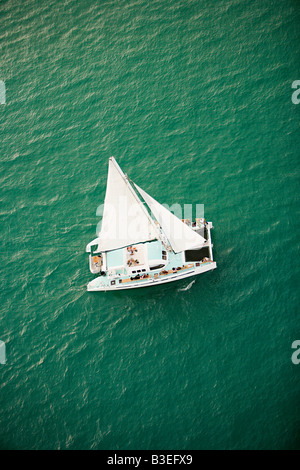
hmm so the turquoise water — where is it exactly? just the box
[0,0,299,450]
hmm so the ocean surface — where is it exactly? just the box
[0,0,299,450]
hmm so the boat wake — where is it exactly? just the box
[177,280,196,291]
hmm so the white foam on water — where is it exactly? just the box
[177,280,196,292]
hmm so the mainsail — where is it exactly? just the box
[89,158,159,252]
[135,184,206,254]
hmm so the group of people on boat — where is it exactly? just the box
[127,245,137,256]
[126,246,139,266]
[127,258,139,266]
[160,266,183,276]
[130,273,149,281]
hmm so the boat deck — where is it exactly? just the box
[88,259,216,291]
[87,219,216,291]
[120,263,195,284]
[125,244,146,267]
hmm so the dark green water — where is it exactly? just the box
[0,0,299,450]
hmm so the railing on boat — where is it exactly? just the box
[118,260,212,284]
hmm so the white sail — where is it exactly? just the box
[135,184,205,254]
[91,158,158,252]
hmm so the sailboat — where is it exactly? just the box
[86,158,216,291]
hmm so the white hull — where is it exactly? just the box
[87,261,216,291]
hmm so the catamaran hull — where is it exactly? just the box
[87,261,217,291]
